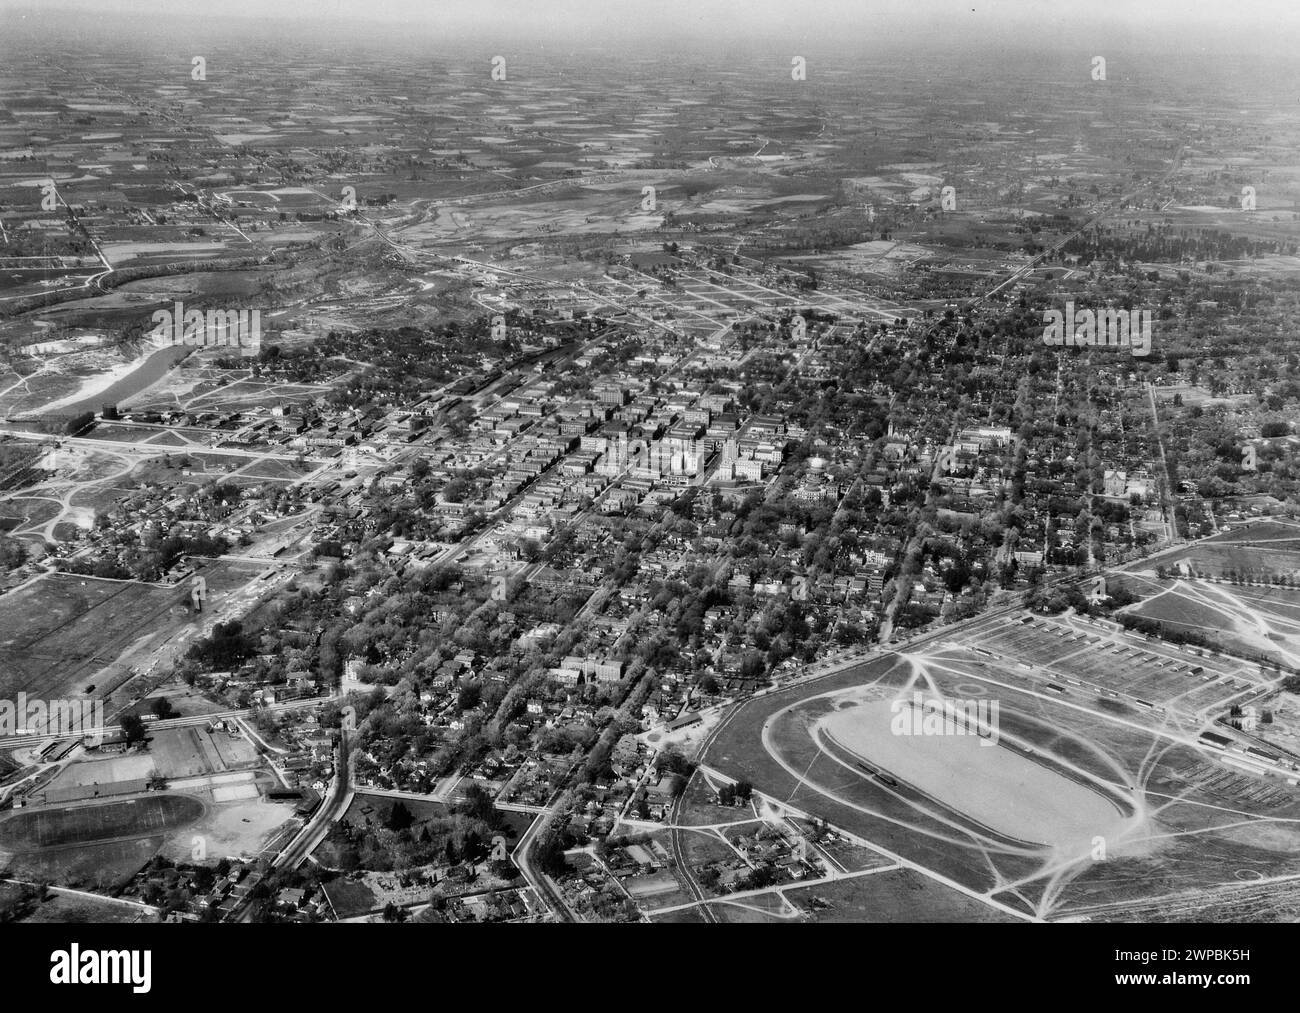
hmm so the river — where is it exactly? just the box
[58,342,195,417]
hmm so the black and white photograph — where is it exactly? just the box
[0,0,1294,987]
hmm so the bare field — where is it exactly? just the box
[149,725,259,779]
[789,868,1021,922]
[0,560,274,712]
[0,573,176,703]
[1153,525,1300,581]
[158,792,296,865]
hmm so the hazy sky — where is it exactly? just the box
[2,0,1298,53]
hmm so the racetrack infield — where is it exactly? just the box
[819,699,1127,850]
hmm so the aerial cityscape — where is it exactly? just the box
[1,0,1299,931]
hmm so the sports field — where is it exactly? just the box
[150,726,259,778]
[0,794,204,851]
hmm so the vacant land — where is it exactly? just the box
[0,573,177,704]
[789,868,1021,922]
[0,886,153,923]
[0,561,274,718]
